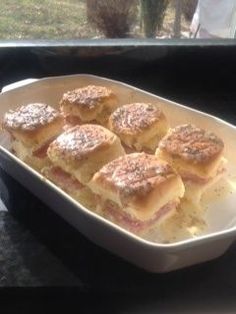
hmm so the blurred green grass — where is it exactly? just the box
[0,0,99,39]
[0,1,190,40]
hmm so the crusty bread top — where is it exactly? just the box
[109,103,165,135]
[159,124,224,164]
[47,124,117,162]
[91,153,178,203]
[3,103,62,132]
[60,85,115,110]
[2,103,64,148]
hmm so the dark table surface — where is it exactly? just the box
[1,42,236,312]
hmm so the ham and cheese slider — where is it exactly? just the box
[2,103,64,170]
[44,124,125,207]
[156,124,226,203]
[88,153,185,235]
[108,103,168,152]
[60,85,118,127]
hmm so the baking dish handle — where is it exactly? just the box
[1,78,39,93]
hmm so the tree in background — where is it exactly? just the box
[182,0,198,21]
[140,0,169,37]
[173,0,182,38]
[86,0,138,38]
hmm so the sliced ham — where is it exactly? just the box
[33,136,58,159]
[33,142,50,158]
[122,144,136,154]
[65,115,82,126]
[101,200,177,234]
[45,166,84,192]
[181,172,210,184]
[63,115,98,131]
[181,166,226,185]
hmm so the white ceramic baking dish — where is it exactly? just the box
[0,74,236,273]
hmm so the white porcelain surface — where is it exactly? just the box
[0,74,236,272]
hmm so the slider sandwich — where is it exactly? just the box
[2,103,64,170]
[156,124,227,203]
[109,103,168,152]
[88,153,185,235]
[43,124,125,207]
[60,85,118,126]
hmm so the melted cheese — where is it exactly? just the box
[12,140,32,160]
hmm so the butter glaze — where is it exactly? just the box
[159,124,224,163]
[60,85,114,109]
[95,153,176,199]
[3,103,61,132]
[48,124,115,161]
[110,103,164,134]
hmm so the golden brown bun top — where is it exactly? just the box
[60,85,115,109]
[3,103,62,133]
[48,124,117,160]
[93,153,177,200]
[159,124,224,164]
[109,103,164,134]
